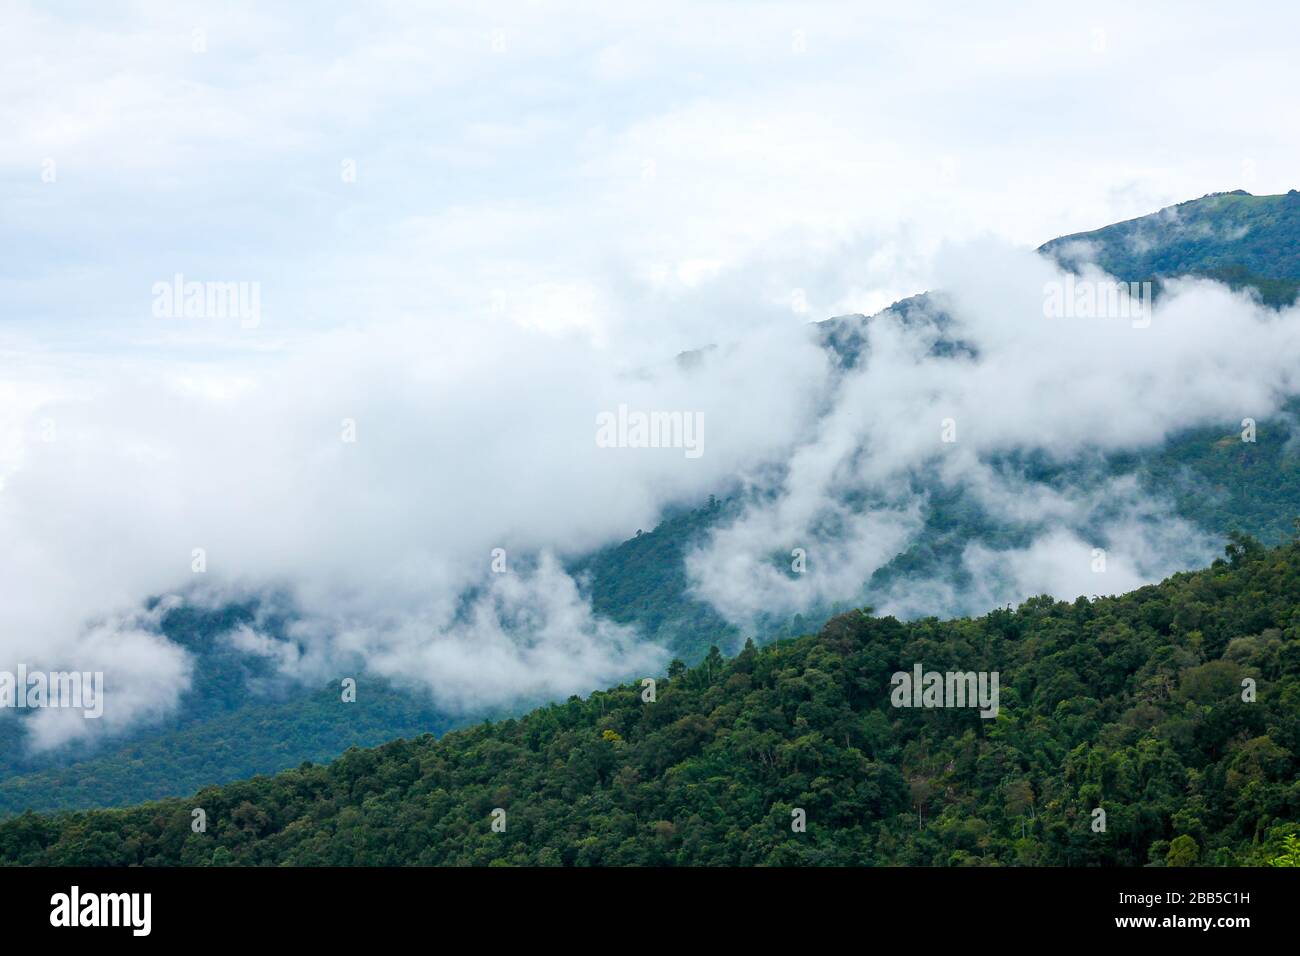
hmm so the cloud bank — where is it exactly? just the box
[0,309,829,749]
[686,243,1300,626]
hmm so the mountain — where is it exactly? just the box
[3,535,1296,866]
[573,192,1300,663]
[1040,189,1300,306]
[3,190,1299,820]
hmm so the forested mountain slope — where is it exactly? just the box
[3,535,1296,866]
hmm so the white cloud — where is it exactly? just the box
[0,307,830,748]
[685,245,1300,626]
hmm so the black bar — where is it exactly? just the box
[0,865,1288,942]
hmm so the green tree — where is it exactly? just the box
[1166,835,1200,867]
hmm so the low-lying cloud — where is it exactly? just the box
[0,307,829,750]
[686,241,1300,627]
[4,236,1299,753]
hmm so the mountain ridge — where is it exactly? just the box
[3,190,1299,820]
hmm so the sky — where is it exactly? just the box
[3,0,1299,352]
[2,0,1299,751]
